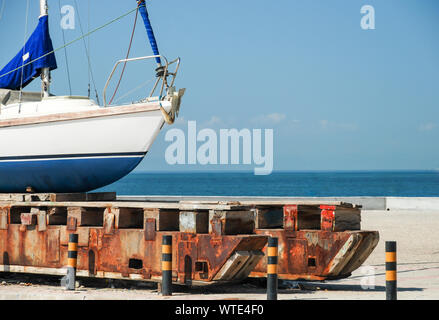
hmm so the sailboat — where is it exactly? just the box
[0,0,185,193]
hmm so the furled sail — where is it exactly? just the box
[0,15,57,90]
[137,0,161,65]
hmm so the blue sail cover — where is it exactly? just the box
[0,15,57,90]
[138,1,161,65]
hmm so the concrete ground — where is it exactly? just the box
[0,209,438,300]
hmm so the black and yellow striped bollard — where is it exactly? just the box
[161,235,172,296]
[386,241,397,300]
[66,233,78,290]
[267,237,278,300]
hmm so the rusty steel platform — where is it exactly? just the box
[251,204,379,280]
[0,192,379,285]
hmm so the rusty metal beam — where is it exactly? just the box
[0,196,379,284]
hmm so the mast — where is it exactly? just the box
[40,0,50,97]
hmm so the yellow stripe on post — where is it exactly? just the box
[67,258,77,267]
[386,270,397,281]
[386,252,396,262]
[68,243,78,251]
[267,247,278,257]
[267,264,277,274]
[162,261,172,271]
[162,245,172,254]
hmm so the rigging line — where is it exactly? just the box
[73,0,99,104]
[58,0,72,96]
[18,0,30,112]
[108,4,139,105]
[0,6,138,84]
[113,78,154,105]
[0,0,5,21]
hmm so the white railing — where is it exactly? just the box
[102,55,181,106]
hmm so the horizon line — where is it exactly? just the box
[132,169,439,174]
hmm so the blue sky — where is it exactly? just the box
[1,0,438,171]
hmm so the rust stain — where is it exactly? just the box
[0,200,379,284]
[252,229,378,281]
[0,204,266,284]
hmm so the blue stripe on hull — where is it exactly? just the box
[0,156,144,193]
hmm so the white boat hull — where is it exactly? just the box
[0,99,168,192]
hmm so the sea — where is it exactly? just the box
[97,170,439,197]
